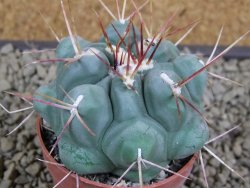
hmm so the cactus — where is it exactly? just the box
[1,0,248,186]
[32,15,210,182]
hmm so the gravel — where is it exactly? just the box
[0,43,55,187]
[0,43,250,187]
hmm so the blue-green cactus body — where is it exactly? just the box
[144,66,192,131]
[34,22,209,182]
[34,84,59,132]
[173,54,207,104]
[131,40,180,63]
[56,36,89,74]
[150,40,180,63]
[100,20,140,48]
[99,20,141,67]
[56,50,109,94]
[59,84,115,174]
[56,36,89,59]
[167,117,208,159]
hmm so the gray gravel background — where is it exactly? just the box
[0,43,249,188]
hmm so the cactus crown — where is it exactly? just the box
[33,7,209,183]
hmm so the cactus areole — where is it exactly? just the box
[34,19,209,182]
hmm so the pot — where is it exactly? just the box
[36,117,197,188]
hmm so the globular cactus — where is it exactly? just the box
[33,18,209,183]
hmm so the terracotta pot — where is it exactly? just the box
[36,117,197,188]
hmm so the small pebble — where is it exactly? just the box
[36,65,47,78]
[0,137,15,152]
[0,44,14,54]
[0,80,11,92]
[25,163,42,176]
[3,162,17,180]
[15,175,29,184]
[0,180,11,188]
